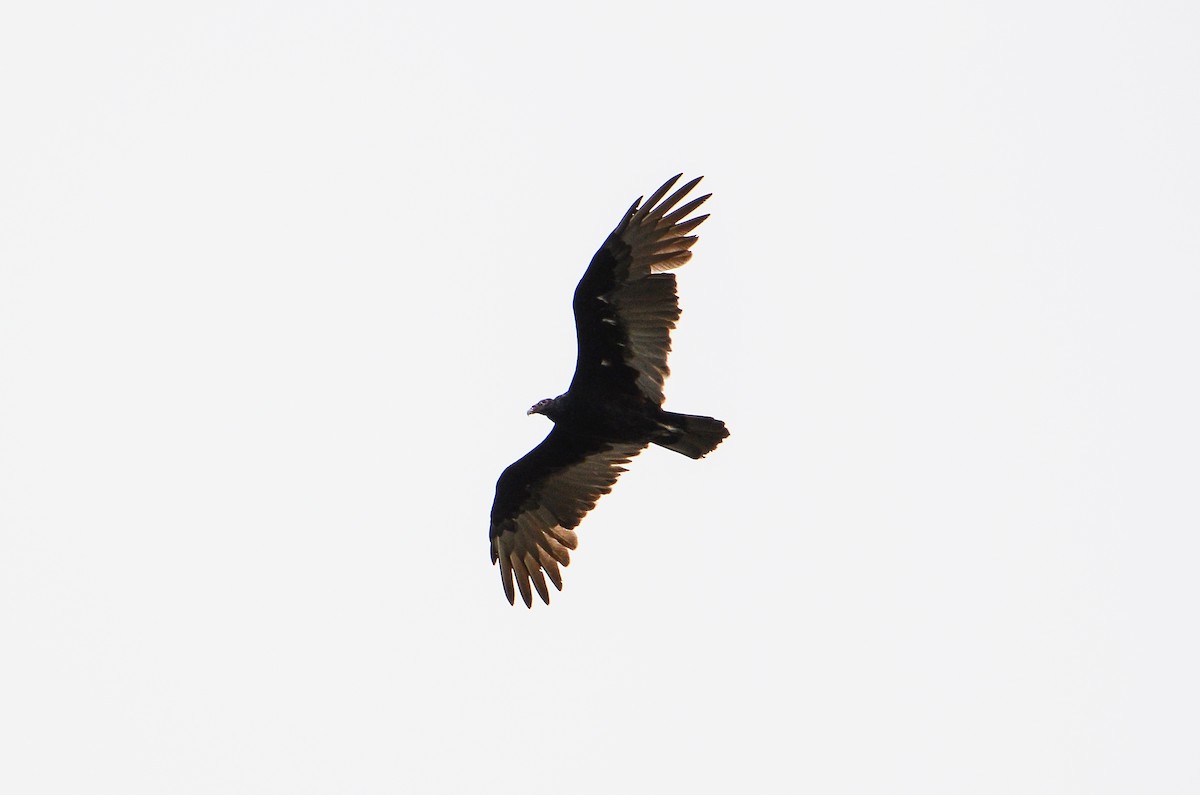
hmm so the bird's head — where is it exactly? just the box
[527,397,556,416]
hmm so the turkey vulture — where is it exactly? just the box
[489,174,729,607]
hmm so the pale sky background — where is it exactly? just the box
[2,2,1198,793]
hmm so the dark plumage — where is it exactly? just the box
[489,174,729,607]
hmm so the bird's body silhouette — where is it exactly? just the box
[489,174,728,606]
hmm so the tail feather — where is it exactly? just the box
[655,412,729,459]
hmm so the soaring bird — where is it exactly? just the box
[489,174,729,607]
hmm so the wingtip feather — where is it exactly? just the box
[631,174,684,224]
[507,552,532,607]
[499,555,516,605]
[529,564,551,605]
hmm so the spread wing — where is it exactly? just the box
[569,174,711,405]
[489,429,646,607]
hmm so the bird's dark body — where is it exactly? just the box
[488,174,729,606]
[547,391,666,443]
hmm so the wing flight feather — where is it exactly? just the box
[490,432,646,607]
[569,174,711,404]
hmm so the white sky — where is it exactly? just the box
[2,2,1198,792]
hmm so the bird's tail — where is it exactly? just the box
[655,412,729,459]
